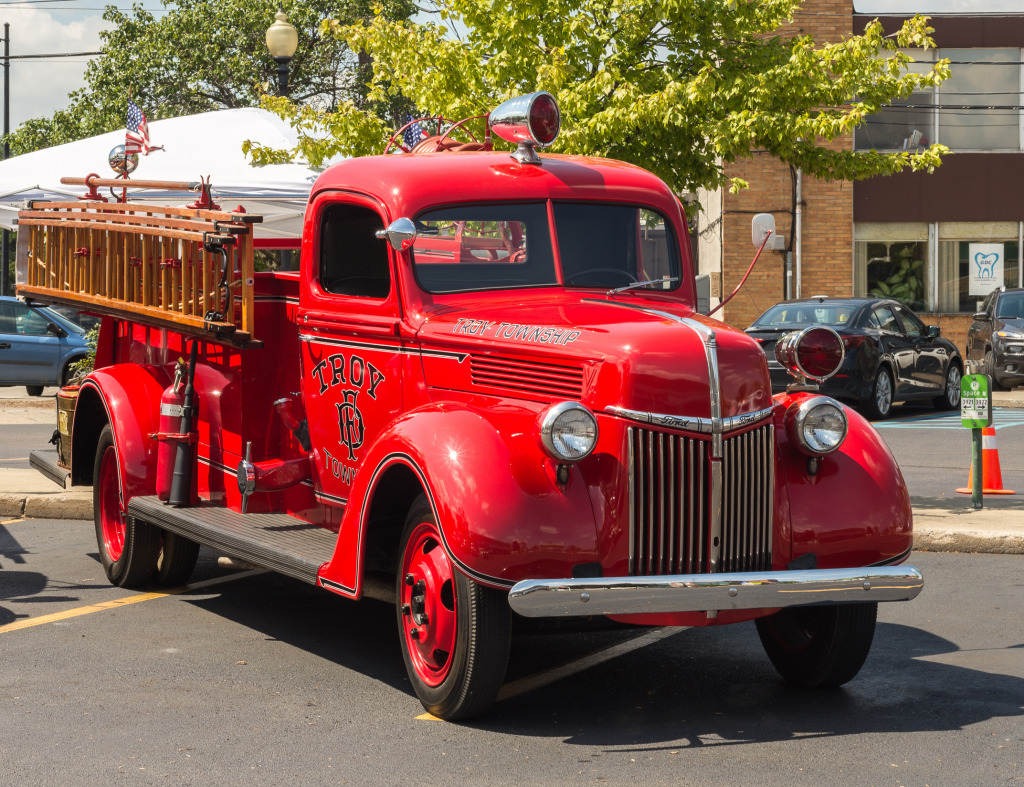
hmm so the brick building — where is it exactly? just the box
[697,1,1024,356]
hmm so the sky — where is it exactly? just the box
[1,0,1022,135]
[1,0,162,132]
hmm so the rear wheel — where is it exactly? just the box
[154,532,200,586]
[25,385,44,397]
[396,495,510,720]
[756,603,877,688]
[93,425,161,588]
[933,363,962,410]
[864,367,893,420]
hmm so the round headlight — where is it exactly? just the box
[786,396,848,456]
[539,402,598,461]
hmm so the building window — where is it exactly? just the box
[854,223,929,311]
[855,48,1023,153]
[937,222,1021,312]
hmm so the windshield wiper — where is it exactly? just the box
[607,276,679,296]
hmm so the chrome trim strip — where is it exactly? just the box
[709,459,723,571]
[871,545,914,566]
[508,566,924,618]
[605,405,773,434]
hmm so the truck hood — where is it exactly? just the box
[415,296,773,419]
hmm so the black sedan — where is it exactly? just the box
[966,287,1024,390]
[746,297,963,419]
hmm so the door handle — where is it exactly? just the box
[0,342,10,349]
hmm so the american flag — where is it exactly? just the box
[399,116,430,152]
[125,100,151,155]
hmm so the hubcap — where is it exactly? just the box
[876,372,892,414]
[400,521,457,687]
[98,445,125,562]
[947,367,962,406]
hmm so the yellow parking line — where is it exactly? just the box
[415,625,685,721]
[0,569,266,635]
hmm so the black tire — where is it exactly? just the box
[396,494,510,721]
[93,425,161,588]
[25,385,44,397]
[756,602,878,688]
[933,363,962,410]
[864,367,893,420]
[154,532,201,586]
[985,350,1006,391]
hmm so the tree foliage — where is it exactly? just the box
[6,0,414,156]
[247,0,950,194]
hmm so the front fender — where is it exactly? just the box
[75,364,168,502]
[776,392,913,567]
[320,403,601,593]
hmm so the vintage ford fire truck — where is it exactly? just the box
[21,93,922,720]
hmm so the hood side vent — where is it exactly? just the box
[470,355,584,400]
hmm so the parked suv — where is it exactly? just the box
[966,288,1024,390]
[0,295,91,395]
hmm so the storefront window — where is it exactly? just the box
[854,224,929,311]
[855,49,934,152]
[938,235,1020,313]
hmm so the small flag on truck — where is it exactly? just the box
[400,116,430,152]
[126,100,151,155]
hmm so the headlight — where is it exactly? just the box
[786,396,848,456]
[997,330,1024,339]
[538,402,598,461]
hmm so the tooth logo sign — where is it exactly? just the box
[975,252,1000,280]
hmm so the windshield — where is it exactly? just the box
[751,303,856,328]
[412,201,680,294]
[33,305,86,335]
[997,292,1024,319]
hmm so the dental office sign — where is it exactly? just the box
[969,243,1004,296]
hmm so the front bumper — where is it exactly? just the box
[508,566,923,618]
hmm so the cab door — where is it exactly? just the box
[298,194,404,524]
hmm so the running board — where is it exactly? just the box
[29,450,70,489]
[127,495,336,585]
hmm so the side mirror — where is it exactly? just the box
[972,311,990,321]
[375,217,439,252]
[751,213,777,249]
[46,322,66,338]
[927,325,940,339]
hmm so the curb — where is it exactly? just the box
[0,493,92,521]
[913,528,1024,555]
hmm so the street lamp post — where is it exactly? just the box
[265,6,297,98]
[2,23,10,298]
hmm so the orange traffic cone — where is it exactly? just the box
[956,426,1015,495]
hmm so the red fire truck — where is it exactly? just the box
[21,93,922,720]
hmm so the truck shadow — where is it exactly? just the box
[178,569,1023,743]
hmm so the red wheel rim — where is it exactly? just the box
[400,521,457,687]
[98,445,125,562]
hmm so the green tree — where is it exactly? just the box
[247,0,950,195]
[6,0,414,156]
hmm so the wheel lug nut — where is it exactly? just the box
[405,573,415,586]
[401,604,410,615]
[410,628,420,640]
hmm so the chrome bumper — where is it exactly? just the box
[507,566,924,618]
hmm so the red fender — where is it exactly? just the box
[775,392,913,568]
[318,403,601,595]
[75,364,168,503]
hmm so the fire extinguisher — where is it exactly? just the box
[155,341,199,505]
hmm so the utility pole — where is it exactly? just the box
[2,23,9,298]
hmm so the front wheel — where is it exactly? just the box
[933,363,962,410]
[756,602,877,688]
[396,495,510,721]
[93,425,161,588]
[26,385,44,397]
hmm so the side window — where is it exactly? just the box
[893,304,924,338]
[319,204,390,298]
[13,303,49,336]
[872,306,900,333]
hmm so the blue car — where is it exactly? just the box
[0,295,92,396]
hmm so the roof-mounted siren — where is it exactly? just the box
[488,91,560,165]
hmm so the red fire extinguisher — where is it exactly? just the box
[155,344,199,504]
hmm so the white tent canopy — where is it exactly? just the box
[0,108,324,241]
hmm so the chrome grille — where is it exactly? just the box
[628,422,774,576]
